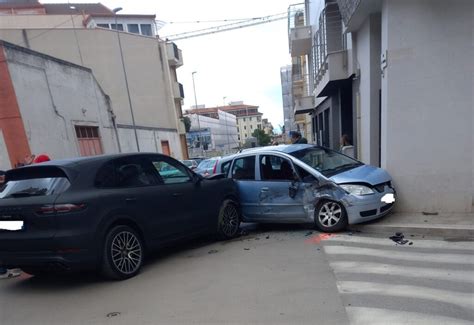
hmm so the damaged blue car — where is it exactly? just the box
[216,144,396,232]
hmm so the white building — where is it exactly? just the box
[186,110,238,156]
[0,41,118,169]
[288,0,473,214]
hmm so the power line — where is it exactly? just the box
[163,10,299,41]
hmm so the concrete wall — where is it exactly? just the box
[0,129,11,170]
[0,14,83,30]
[0,28,183,159]
[3,44,118,162]
[352,13,381,166]
[381,0,474,213]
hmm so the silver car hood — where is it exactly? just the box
[329,165,391,186]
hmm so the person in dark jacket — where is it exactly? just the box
[290,131,308,144]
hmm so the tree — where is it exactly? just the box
[182,116,191,133]
[252,129,271,146]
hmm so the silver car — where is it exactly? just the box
[216,144,396,232]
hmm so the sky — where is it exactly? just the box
[42,0,300,132]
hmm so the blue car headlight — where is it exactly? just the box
[339,184,374,196]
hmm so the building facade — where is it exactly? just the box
[186,102,264,146]
[280,65,295,138]
[287,0,473,213]
[0,1,187,159]
[0,41,119,169]
[185,110,238,156]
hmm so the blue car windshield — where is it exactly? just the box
[290,147,362,177]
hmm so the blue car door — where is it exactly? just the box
[255,154,307,222]
[230,155,260,220]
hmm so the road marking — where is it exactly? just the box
[346,307,473,325]
[338,281,474,309]
[324,245,474,264]
[329,261,474,283]
[324,235,474,250]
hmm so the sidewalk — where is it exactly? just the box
[348,212,474,240]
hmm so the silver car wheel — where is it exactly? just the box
[221,203,239,237]
[318,201,342,228]
[111,231,142,275]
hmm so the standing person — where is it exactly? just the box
[340,134,352,149]
[0,170,21,279]
[289,131,308,144]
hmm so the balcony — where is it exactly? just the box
[173,82,184,99]
[291,73,314,115]
[166,42,183,67]
[311,3,354,97]
[314,49,354,97]
[288,3,311,56]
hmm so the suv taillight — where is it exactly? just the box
[37,204,86,215]
[213,160,219,174]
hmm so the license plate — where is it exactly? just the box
[381,193,395,204]
[0,221,24,231]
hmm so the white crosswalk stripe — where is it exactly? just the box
[325,245,474,264]
[346,307,473,325]
[321,234,474,324]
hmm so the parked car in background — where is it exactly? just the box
[216,144,395,232]
[180,159,198,170]
[189,157,206,165]
[0,153,241,280]
[195,157,221,177]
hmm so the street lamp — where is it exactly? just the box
[191,71,204,156]
[113,7,140,152]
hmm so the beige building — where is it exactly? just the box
[0,1,187,159]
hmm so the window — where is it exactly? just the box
[257,124,262,130]
[295,165,317,183]
[140,24,152,36]
[110,23,123,31]
[244,125,247,130]
[238,135,240,141]
[75,125,103,156]
[1,168,70,199]
[250,117,253,121]
[127,24,139,34]
[221,161,232,176]
[260,155,295,181]
[151,158,191,184]
[237,127,239,132]
[243,118,246,122]
[95,158,158,188]
[231,156,255,180]
[244,134,247,138]
[250,125,253,129]
[97,23,109,29]
[257,116,261,122]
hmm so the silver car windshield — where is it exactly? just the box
[290,147,362,177]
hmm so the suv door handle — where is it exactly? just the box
[260,187,269,192]
[125,197,137,203]
[172,193,183,197]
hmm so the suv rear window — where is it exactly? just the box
[0,167,70,199]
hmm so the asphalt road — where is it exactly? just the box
[0,225,472,325]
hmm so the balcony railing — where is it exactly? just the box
[311,2,344,89]
[288,3,306,31]
[292,73,312,98]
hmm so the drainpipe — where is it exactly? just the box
[356,91,361,160]
[105,96,122,153]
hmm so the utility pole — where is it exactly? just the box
[191,71,204,157]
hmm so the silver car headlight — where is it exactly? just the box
[340,184,374,196]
